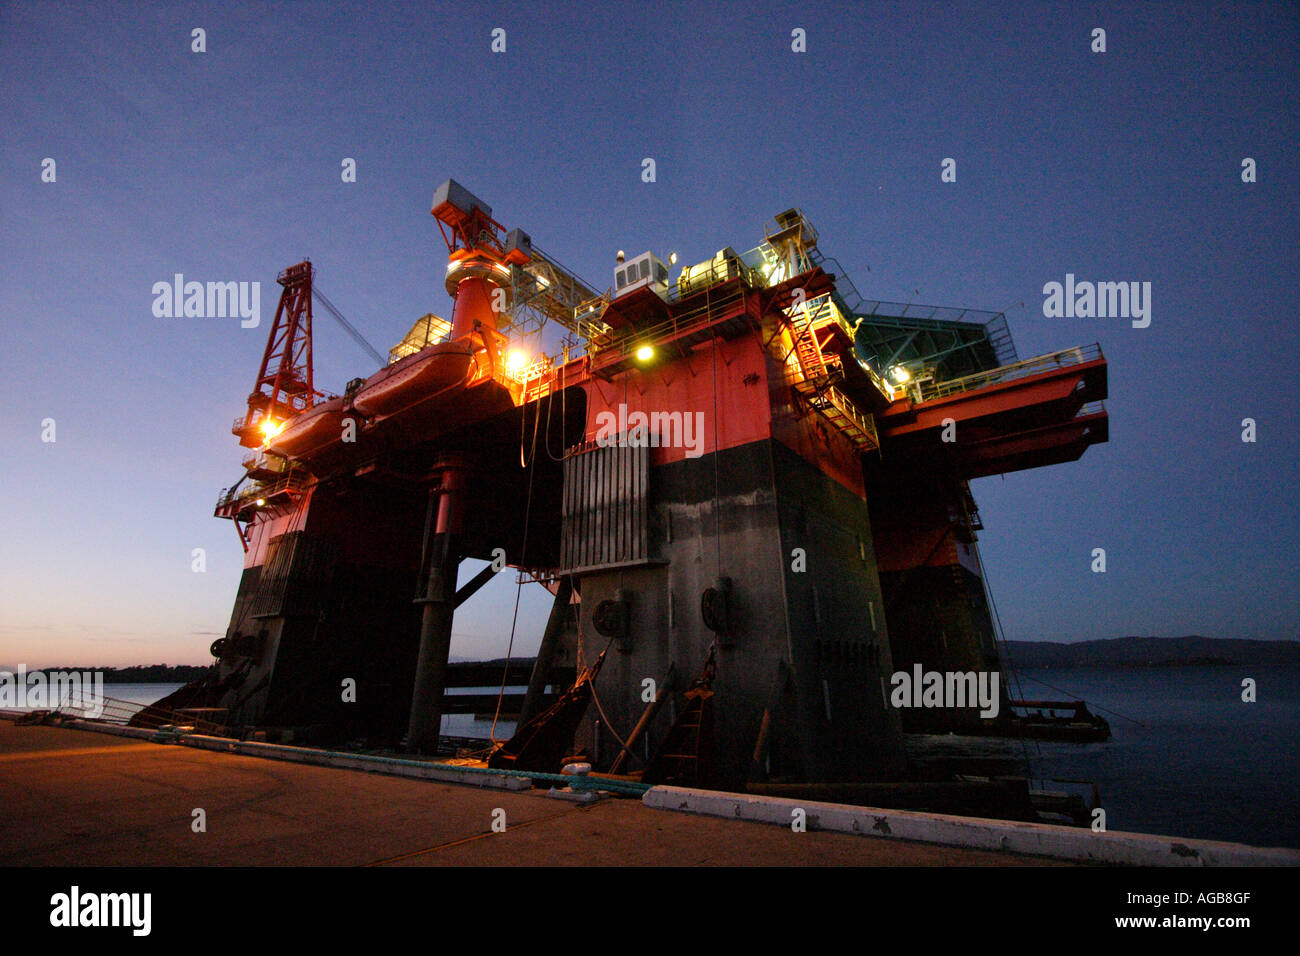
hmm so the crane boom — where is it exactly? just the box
[313,285,385,367]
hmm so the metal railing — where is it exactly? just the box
[808,250,868,315]
[585,279,751,361]
[580,254,762,333]
[819,384,879,448]
[982,311,1019,367]
[788,291,851,336]
[389,314,453,364]
[215,470,308,513]
[850,296,1008,330]
[501,353,554,385]
[572,293,610,332]
[919,343,1103,401]
[240,450,290,476]
[30,688,227,736]
[793,373,880,451]
[231,398,320,438]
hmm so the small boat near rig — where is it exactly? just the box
[157,179,1111,822]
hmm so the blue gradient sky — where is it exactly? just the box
[2,1,1296,667]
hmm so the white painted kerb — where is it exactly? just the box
[643,786,1300,867]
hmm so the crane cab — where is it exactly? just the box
[614,251,670,301]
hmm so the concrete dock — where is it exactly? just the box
[0,721,1057,866]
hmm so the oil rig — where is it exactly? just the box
[165,180,1109,800]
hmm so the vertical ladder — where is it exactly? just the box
[642,688,712,786]
[643,648,717,787]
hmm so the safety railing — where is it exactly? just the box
[822,384,879,445]
[573,292,610,330]
[586,279,751,361]
[501,353,554,385]
[231,394,323,438]
[920,343,1103,401]
[38,688,227,736]
[787,291,851,336]
[241,450,291,476]
[983,311,1020,367]
[389,314,454,364]
[794,376,880,451]
[215,470,308,513]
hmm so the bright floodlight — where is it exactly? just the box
[508,350,528,370]
[889,365,911,384]
[636,345,654,361]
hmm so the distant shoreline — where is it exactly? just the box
[2,665,210,684]
[1015,659,1295,669]
[85,660,1297,682]
[1004,637,1300,668]
[8,638,1298,679]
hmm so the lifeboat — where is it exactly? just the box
[352,341,477,419]
[267,396,352,459]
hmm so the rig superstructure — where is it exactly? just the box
[169,180,1108,795]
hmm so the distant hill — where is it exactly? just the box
[1004,636,1300,667]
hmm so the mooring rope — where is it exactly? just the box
[489,390,545,743]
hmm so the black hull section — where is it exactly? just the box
[562,437,905,790]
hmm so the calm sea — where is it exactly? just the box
[1010,665,1299,849]
[104,667,1299,849]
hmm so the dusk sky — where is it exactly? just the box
[2,1,1296,668]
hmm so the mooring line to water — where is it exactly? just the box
[1013,673,1146,727]
[491,393,544,744]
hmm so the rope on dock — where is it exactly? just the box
[415,757,652,796]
